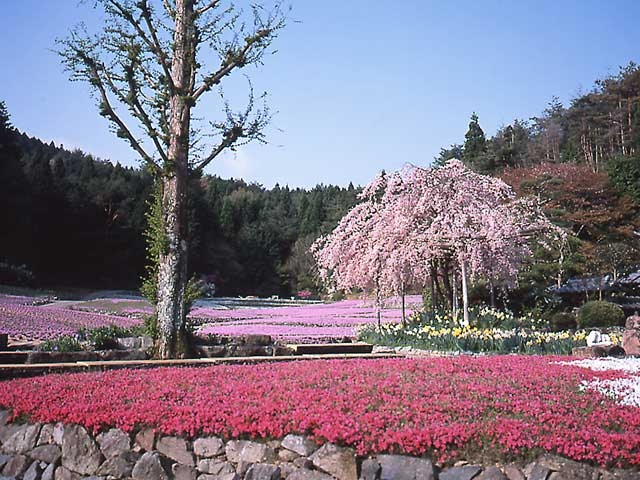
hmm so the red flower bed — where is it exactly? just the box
[1,356,639,467]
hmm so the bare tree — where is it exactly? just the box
[58,0,285,358]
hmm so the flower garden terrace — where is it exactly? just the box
[1,356,639,469]
[0,293,421,344]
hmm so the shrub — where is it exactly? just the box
[78,325,136,350]
[39,335,83,352]
[577,301,625,328]
[143,315,159,340]
[549,312,577,332]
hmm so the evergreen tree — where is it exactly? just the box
[462,113,489,171]
[434,144,463,167]
[0,102,30,266]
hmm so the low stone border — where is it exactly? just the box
[0,413,637,480]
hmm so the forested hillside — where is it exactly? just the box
[0,102,358,295]
[437,62,640,178]
[2,63,640,299]
[437,62,640,309]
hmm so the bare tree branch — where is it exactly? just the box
[101,63,170,164]
[138,0,176,87]
[74,48,161,173]
[193,80,271,172]
[192,27,274,101]
[194,0,221,17]
[105,0,175,92]
[192,130,240,173]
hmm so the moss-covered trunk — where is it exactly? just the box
[156,0,193,359]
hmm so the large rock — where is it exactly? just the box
[360,458,381,480]
[287,470,333,480]
[116,337,142,349]
[173,463,197,480]
[309,443,357,480]
[198,459,235,475]
[439,465,483,480]
[377,455,435,480]
[96,451,140,478]
[26,351,100,364]
[54,466,83,480]
[242,335,273,346]
[278,463,298,478]
[527,464,551,480]
[1,454,29,477]
[23,461,43,480]
[622,328,640,356]
[193,436,224,457]
[502,464,525,480]
[293,457,314,469]
[61,424,103,475]
[536,454,597,480]
[475,466,508,480]
[197,474,240,480]
[0,410,10,426]
[38,423,55,445]
[134,428,155,452]
[244,463,281,480]
[97,428,131,457]
[0,423,21,443]
[572,345,626,358]
[281,435,318,457]
[626,314,640,329]
[278,449,299,462]
[42,462,56,480]
[599,470,640,480]
[52,423,65,445]
[29,444,62,463]
[97,349,148,361]
[197,345,227,358]
[3,423,41,454]
[132,452,169,480]
[226,441,276,464]
[156,436,194,466]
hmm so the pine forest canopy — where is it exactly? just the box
[0,108,359,296]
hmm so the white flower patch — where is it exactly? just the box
[563,357,640,374]
[560,358,640,408]
[583,377,640,408]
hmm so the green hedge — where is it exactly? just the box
[577,301,625,328]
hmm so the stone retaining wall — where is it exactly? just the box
[0,413,636,480]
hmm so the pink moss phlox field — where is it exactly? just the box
[194,297,421,341]
[1,356,639,467]
[0,295,140,340]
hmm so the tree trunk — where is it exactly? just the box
[400,277,406,325]
[452,269,459,324]
[489,279,496,309]
[156,0,194,359]
[429,262,437,312]
[156,174,189,359]
[461,259,469,327]
[440,260,453,310]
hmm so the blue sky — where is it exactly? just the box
[2,1,639,188]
